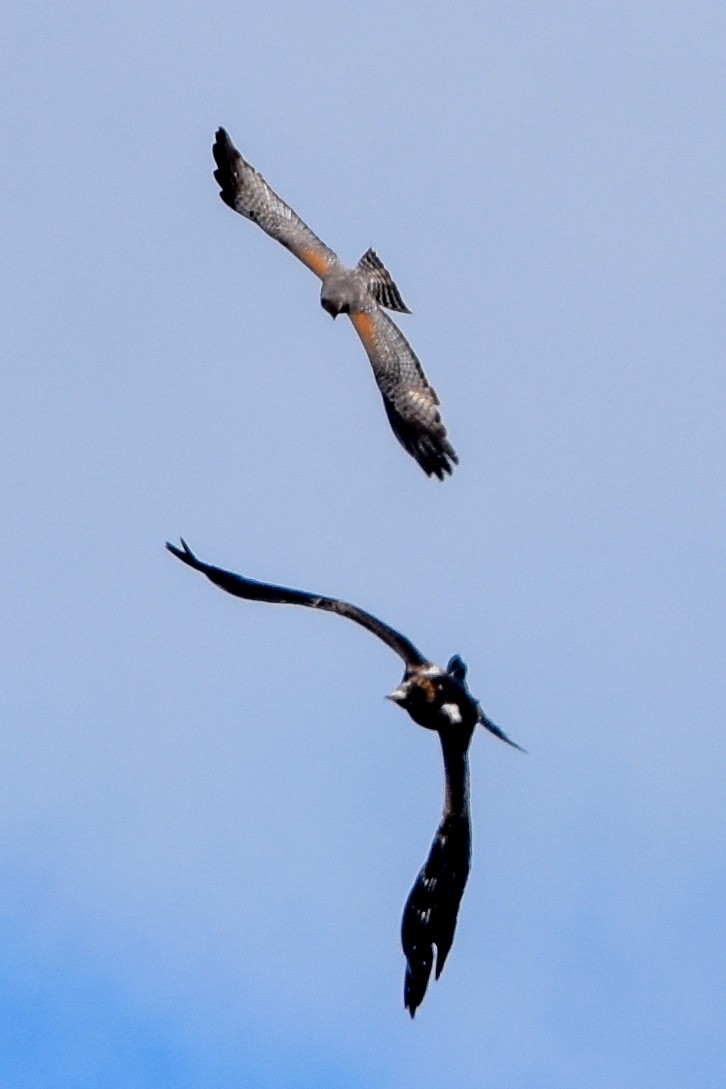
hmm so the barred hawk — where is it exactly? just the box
[212,128,458,479]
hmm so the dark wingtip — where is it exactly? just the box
[401,813,470,1016]
[403,967,428,1019]
[212,127,232,153]
[422,435,459,481]
[416,437,458,481]
[212,129,241,210]
[384,397,458,480]
[165,538,198,567]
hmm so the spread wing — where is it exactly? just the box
[212,128,340,280]
[401,735,472,1016]
[349,309,458,479]
[166,539,428,670]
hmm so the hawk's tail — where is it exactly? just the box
[357,248,411,313]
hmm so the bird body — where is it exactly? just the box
[212,128,458,479]
[167,538,521,1015]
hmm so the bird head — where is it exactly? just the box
[387,666,472,733]
[320,296,349,320]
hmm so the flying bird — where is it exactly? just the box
[167,538,522,1016]
[212,127,458,480]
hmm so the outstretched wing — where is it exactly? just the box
[401,733,472,1016]
[349,309,458,479]
[212,128,340,280]
[166,539,428,669]
[401,811,471,1017]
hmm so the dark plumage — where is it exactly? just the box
[167,538,522,1015]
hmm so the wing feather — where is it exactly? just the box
[212,128,339,280]
[350,309,458,479]
[166,539,428,669]
[401,811,471,1015]
[401,732,472,1016]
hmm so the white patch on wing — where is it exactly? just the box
[420,665,444,678]
[406,390,434,413]
[388,685,408,703]
[440,702,462,725]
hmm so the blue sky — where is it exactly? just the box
[3,2,725,1086]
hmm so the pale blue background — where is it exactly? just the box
[3,3,725,1086]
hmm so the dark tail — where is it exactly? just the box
[478,706,526,752]
[401,811,471,1017]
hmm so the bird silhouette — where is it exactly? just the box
[167,538,522,1015]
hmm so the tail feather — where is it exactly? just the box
[357,247,411,313]
[478,706,526,752]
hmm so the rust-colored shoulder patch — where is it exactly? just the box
[418,676,439,704]
[350,310,376,347]
[295,245,332,279]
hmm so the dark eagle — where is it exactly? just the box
[167,539,522,1016]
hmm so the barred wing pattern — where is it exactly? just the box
[212,128,339,279]
[350,309,458,480]
[213,127,457,478]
